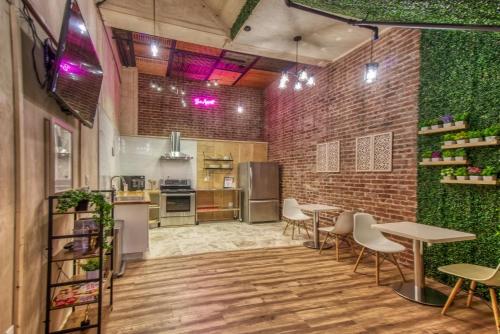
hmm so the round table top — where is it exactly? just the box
[296,204,341,212]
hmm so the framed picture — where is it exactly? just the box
[223,176,234,189]
[45,118,74,196]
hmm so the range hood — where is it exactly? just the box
[160,132,193,160]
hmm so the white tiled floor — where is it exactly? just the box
[145,221,309,259]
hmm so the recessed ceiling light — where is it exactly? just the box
[244,25,251,32]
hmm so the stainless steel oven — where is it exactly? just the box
[160,179,196,226]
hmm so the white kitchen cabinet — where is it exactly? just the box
[114,203,149,255]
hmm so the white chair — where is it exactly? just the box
[353,213,406,285]
[318,211,356,261]
[282,198,311,239]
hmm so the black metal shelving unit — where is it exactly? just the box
[45,190,115,334]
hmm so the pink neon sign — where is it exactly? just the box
[193,97,216,106]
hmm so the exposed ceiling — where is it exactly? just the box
[112,28,298,88]
[99,0,375,66]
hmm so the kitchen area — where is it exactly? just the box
[112,131,301,260]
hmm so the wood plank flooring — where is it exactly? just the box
[105,247,496,334]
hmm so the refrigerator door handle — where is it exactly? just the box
[249,165,253,198]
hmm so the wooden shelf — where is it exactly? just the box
[50,298,98,311]
[53,210,97,215]
[441,179,499,185]
[49,269,112,288]
[204,158,234,162]
[204,167,233,170]
[442,139,499,149]
[418,123,468,135]
[197,207,240,213]
[51,232,100,240]
[419,160,468,166]
[52,248,100,262]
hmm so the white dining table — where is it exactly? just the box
[372,222,476,307]
[296,204,341,249]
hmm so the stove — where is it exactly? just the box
[159,179,196,226]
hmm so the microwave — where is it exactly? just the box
[121,175,145,191]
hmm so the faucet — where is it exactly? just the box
[110,175,126,192]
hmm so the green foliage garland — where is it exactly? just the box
[418,30,500,300]
[230,0,261,39]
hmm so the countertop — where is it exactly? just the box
[114,191,152,205]
[196,188,242,191]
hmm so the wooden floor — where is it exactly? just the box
[104,246,496,334]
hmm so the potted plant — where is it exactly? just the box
[455,167,468,180]
[422,150,432,162]
[431,151,442,162]
[454,148,467,161]
[467,130,483,143]
[440,168,455,181]
[57,189,93,212]
[80,258,100,279]
[481,166,497,181]
[483,124,500,142]
[431,118,443,130]
[440,114,454,128]
[419,119,432,131]
[442,150,454,161]
[443,133,456,145]
[454,131,469,144]
[467,166,482,181]
[454,112,470,126]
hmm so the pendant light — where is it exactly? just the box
[364,36,379,84]
[236,86,244,113]
[279,36,315,91]
[150,0,159,57]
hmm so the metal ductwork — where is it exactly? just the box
[160,132,193,160]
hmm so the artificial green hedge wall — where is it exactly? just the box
[418,30,500,299]
[230,0,260,39]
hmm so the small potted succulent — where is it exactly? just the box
[442,150,454,161]
[454,167,468,180]
[483,124,500,142]
[440,168,455,181]
[441,114,454,127]
[422,150,432,162]
[453,148,467,161]
[80,258,100,279]
[467,130,483,143]
[481,166,497,181]
[431,118,443,130]
[443,133,456,145]
[431,151,442,162]
[419,119,432,131]
[454,112,470,126]
[467,166,482,181]
[454,131,469,144]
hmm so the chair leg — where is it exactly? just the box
[466,281,477,307]
[291,222,295,240]
[441,278,464,315]
[319,234,330,255]
[489,288,500,332]
[375,251,380,285]
[297,222,301,236]
[353,247,365,272]
[304,223,310,239]
[391,254,406,282]
[335,235,340,262]
[283,220,290,235]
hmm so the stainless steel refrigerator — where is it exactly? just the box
[238,162,279,223]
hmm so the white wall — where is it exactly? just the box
[99,110,121,189]
[119,136,197,188]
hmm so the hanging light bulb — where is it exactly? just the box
[150,82,157,89]
[206,81,212,87]
[364,63,379,84]
[181,98,187,108]
[298,69,308,82]
[279,79,287,89]
[213,80,219,87]
[180,89,186,96]
[280,72,289,83]
[156,86,163,92]
[306,76,315,87]
[294,81,303,91]
[150,41,159,57]
[170,85,176,91]
[237,104,244,113]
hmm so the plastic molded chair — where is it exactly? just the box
[318,211,356,261]
[282,198,311,239]
[352,213,406,285]
[439,263,500,331]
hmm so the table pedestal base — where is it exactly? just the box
[393,282,448,307]
[303,241,332,250]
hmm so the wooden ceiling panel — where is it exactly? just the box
[235,69,281,88]
[175,40,222,57]
[208,69,242,86]
[133,42,170,61]
[253,57,294,73]
[136,57,168,76]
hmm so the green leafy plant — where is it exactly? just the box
[440,168,454,177]
[422,150,432,159]
[483,124,500,137]
[80,258,100,272]
[454,131,468,140]
[443,134,455,141]
[56,189,93,213]
[454,148,466,157]
[454,112,470,122]
[454,167,468,176]
[480,166,497,176]
[442,150,454,158]
[467,130,482,139]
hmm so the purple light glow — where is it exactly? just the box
[59,60,86,76]
[193,97,216,107]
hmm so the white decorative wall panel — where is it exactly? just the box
[356,132,393,172]
[317,140,340,173]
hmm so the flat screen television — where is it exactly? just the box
[49,0,103,128]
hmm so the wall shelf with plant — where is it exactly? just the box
[418,113,469,135]
[440,166,498,185]
[420,148,468,165]
[441,125,500,149]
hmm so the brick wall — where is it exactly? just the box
[138,73,264,141]
[264,29,420,265]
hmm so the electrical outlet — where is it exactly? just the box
[5,325,14,334]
